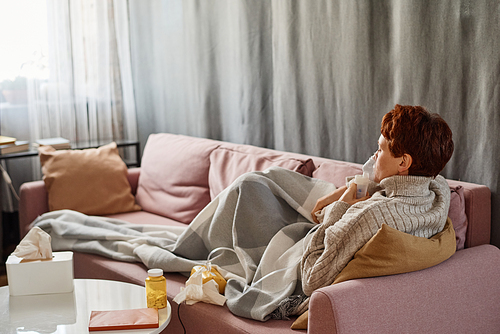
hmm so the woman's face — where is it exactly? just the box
[373,135,404,183]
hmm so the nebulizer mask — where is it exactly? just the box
[353,154,376,199]
[362,154,376,181]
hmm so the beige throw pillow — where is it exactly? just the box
[291,218,456,330]
[39,142,141,216]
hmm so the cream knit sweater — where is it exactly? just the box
[301,174,450,296]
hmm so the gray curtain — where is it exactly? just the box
[129,0,500,247]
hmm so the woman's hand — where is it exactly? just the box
[339,182,370,205]
[311,186,347,223]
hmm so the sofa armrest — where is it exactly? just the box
[18,168,142,238]
[447,179,491,248]
[19,180,49,238]
[308,244,500,334]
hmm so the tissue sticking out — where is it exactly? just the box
[11,226,53,262]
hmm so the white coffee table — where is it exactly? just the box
[0,279,171,334]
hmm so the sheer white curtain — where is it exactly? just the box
[28,0,137,148]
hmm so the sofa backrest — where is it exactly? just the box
[135,133,490,249]
[19,133,490,249]
[135,133,318,224]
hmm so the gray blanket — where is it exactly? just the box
[34,167,336,321]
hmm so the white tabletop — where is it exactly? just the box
[0,279,171,334]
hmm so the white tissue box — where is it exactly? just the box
[6,251,74,296]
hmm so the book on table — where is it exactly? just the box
[34,137,71,150]
[88,308,159,331]
[0,140,29,154]
[0,135,17,146]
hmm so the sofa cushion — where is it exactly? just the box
[334,218,456,283]
[106,210,188,228]
[135,134,219,224]
[292,218,456,330]
[449,185,468,250]
[39,142,141,216]
[208,146,316,199]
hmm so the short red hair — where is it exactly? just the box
[381,104,454,177]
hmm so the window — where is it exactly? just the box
[0,0,48,109]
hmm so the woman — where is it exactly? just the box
[33,104,454,321]
[301,104,454,296]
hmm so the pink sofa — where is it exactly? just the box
[19,133,500,333]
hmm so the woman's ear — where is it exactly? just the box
[398,153,413,174]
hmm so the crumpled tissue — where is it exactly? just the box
[173,266,227,306]
[10,226,53,262]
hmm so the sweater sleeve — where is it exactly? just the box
[301,199,384,296]
[301,175,450,296]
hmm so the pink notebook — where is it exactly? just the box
[89,308,159,331]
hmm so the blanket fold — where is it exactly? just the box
[34,167,336,321]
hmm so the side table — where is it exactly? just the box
[0,279,171,334]
[0,139,141,167]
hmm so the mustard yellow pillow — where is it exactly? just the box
[291,219,456,330]
[39,142,141,216]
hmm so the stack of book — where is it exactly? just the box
[0,135,29,154]
[34,137,71,150]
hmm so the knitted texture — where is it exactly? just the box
[301,174,450,296]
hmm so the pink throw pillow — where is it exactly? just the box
[449,185,468,250]
[208,147,315,199]
[312,160,363,187]
[135,134,219,224]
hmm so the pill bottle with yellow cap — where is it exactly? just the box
[146,268,167,309]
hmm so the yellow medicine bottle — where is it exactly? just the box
[146,268,167,309]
